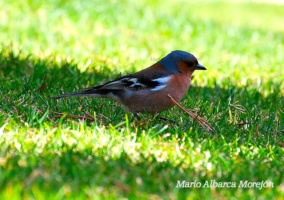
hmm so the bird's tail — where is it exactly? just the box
[51,90,107,99]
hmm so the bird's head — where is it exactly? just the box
[159,50,206,75]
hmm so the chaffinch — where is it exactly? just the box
[52,50,206,118]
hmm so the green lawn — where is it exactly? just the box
[0,0,283,199]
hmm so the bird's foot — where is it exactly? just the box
[133,113,141,120]
[159,116,176,123]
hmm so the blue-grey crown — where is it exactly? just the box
[159,50,197,74]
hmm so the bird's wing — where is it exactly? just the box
[51,71,173,99]
[85,71,172,92]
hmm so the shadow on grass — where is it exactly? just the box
[0,48,283,141]
[0,48,128,124]
[0,48,283,129]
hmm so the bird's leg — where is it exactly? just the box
[133,113,141,120]
[159,116,176,123]
[153,113,176,123]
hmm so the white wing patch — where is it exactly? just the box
[128,78,146,87]
[150,76,172,91]
[102,76,172,91]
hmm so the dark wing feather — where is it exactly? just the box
[84,70,171,92]
[51,70,172,99]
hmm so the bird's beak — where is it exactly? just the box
[195,63,207,70]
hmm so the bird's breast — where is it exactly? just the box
[165,74,191,102]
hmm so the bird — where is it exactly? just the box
[51,50,206,119]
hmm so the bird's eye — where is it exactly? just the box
[185,60,195,67]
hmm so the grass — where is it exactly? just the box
[0,0,283,199]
